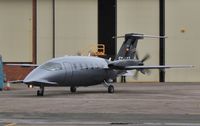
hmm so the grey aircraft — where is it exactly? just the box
[8,33,193,96]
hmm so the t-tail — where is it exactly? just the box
[115,33,141,60]
[114,33,166,61]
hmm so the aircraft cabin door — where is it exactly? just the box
[63,62,73,84]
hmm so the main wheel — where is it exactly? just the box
[37,90,44,96]
[108,85,114,93]
[70,86,76,93]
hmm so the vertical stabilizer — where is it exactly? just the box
[115,33,143,60]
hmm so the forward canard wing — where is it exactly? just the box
[6,64,38,67]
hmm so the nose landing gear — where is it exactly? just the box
[104,80,114,93]
[37,85,44,96]
[108,85,114,93]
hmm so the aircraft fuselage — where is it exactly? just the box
[24,56,118,87]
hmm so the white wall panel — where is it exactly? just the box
[0,0,32,62]
[166,0,200,82]
[55,0,97,57]
[37,0,53,64]
[117,0,159,82]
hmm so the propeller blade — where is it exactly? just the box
[133,52,151,79]
[144,69,151,75]
[135,51,139,60]
[140,69,146,75]
[141,54,150,62]
[133,70,139,80]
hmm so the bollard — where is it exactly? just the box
[0,55,4,91]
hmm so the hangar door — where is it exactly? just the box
[37,0,54,64]
[0,0,32,62]
[166,0,200,82]
[55,0,97,57]
[117,0,159,82]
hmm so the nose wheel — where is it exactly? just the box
[104,80,114,93]
[37,86,44,96]
[108,85,114,93]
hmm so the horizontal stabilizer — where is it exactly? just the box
[113,33,167,39]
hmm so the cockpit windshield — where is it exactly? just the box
[40,62,63,71]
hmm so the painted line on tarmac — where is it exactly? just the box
[55,98,200,102]
[4,123,16,126]
[3,120,110,125]
[2,119,200,126]
[144,122,200,126]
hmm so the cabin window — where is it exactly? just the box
[89,63,94,69]
[82,63,88,69]
[94,63,99,68]
[40,62,62,71]
[79,64,83,69]
[73,64,77,70]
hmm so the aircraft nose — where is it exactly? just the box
[23,68,48,84]
[23,66,64,85]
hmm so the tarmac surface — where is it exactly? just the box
[1,82,200,126]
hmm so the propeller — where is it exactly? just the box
[133,52,151,80]
[141,54,150,63]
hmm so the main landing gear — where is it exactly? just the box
[37,85,44,96]
[104,80,114,93]
[70,86,77,93]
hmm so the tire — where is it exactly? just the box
[70,87,76,93]
[37,90,43,96]
[108,85,114,93]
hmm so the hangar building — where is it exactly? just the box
[0,0,199,82]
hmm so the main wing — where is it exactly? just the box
[108,60,194,70]
[124,65,194,70]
